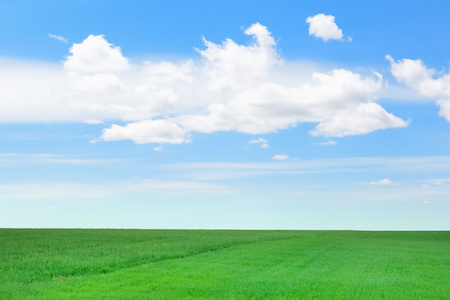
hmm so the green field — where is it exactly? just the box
[1,229,448,299]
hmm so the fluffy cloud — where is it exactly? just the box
[198,22,280,92]
[101,119,190,144]
[387,55,450,121]
[176,69,406,137]
[437,99,450,121]
[0,24,408,144]
[310,103,409,137]
[306,14,343,41]
[64,35,129,73]
[64,35,129,93]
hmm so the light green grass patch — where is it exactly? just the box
[1,230,449,299]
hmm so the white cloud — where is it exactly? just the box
[49,33,68,43]
[387,55,450,121]
[310,102,409,137]
[63,35,129,94]
[249,137,270,148]
[67,72,125,92]
[0,180,228,201]
[64,35,129,73]
[423,178,450,185]
[175,69,406,137]
[371,178,394,185]
[198,22,280,92]
[101,119,190,144]
[85,119,104,125]
[249,137,268,144]
[0,25,408,144]
[153,146,163,151]
[273,154,289,160]
[315,141,337,146]
[306,14,343,41]
[436,99,450,121]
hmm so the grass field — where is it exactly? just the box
[1,229,448,299]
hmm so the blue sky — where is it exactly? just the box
[1,1,449,229]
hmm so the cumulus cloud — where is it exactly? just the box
[49,33,68,43]
[387,55,450,121]
[64,35,129,73]
[436,99,450,121]
[0,24,408,144]
[198,22,280,92]
[176,69,406,137]
[310,102,409,137]
[63,35,129,94]
[273,154,289,160]
[306,14,343,41]
[371,179,394,185]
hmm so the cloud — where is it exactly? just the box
[198,22,280,92]
[49,33,68,43]
[64,35,129,73]
[153,146,163,151]
[306,14,343,41]
[387,55,450,121]
[249,137,268,144]
[310,102,409,137]
[273,154,289,160]
[0,25,408,144]
[249,137,270,149]
[175,69,406,137]
[63,35,129,94]
[101,119,190,144]
[85,119,104,125]
[371,178,394,185]
[436,99,450,121]
[423,178,450,185]
[0,180,228,201]
[314,141,337,146]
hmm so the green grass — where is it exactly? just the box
[1,229,449,299]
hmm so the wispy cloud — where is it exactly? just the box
[0,179,230,201]
[422,178,450,185]
[0,153,126,166]
[314,141,337,146]
[160,156,450,177]
[272,154,289,160]
[48,33,68,43]
[249,137,269,148]
[371,178,394,185]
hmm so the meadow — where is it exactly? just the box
[0,229,448,299]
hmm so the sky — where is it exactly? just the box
[0,0,449,229]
